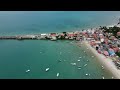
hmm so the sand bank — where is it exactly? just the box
[82,41,120,79]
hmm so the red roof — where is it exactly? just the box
[90,41,96,46]
[113,47,119,52]
[50,33,56,36]
[68,34,74,37]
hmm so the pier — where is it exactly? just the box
[0,31,83,41]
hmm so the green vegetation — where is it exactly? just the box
[101,26,120,37]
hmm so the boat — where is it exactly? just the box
[78,66,82,69]
[26,69,30,73]
[84,64,87,67]
[102,66,104,69]
[86,74,88,76]
[45,68,50,72]
[58,60,62,62]
[92,56,94,57]
[57,73,59,77]
[79,57,82,58]
[78,68,81,69]
[78,60,81,62]
[102,77,105,79]
[71,63,76,66]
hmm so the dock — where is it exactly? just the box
[0,31,83,41]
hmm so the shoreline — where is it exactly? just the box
[82,40,120,79]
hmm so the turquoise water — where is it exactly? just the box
[0,11,120,79]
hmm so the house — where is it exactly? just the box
[67,33,75,37]
[50,33,56,37]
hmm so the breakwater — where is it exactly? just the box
[0,32,83,41]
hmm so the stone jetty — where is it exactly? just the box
[0,31,83,41]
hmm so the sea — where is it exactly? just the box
[0,11,120,79]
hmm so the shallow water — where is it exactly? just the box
[0,40,114,79]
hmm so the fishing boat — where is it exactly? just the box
[26,69,30,73]
[79,56,82,58]
[71,63,76,66]
[58,60,62,62]
[57,73,59,77]
[102,66,104,70]
[84,64,87,67]
[78,66,82,69]
[45,68,50,72]
[92,56,94,57]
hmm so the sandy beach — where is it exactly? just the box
[82,40,120,79]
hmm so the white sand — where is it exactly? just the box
[83,41,120,79]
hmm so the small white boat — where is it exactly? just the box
[26,69,30,73]
[102,66,104,69]
[45,68,49,72]
[58,60,62,62]
[57,73,59,77]
[78,68,81,69]
[84,64,87,67]
[92,56,94,57]
[86,74,88,76]
[71,63,76,66]
[102,77,104,79]
[78,60,81,62]
[79,57,82,58]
